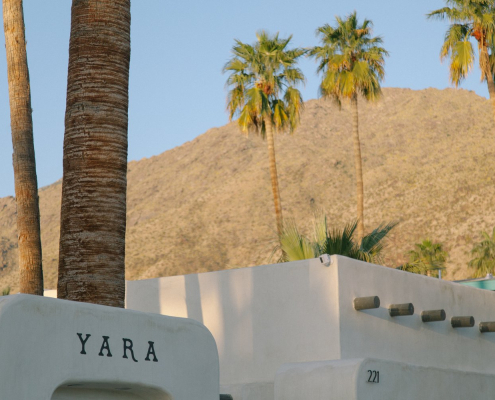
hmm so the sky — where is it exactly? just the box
[0,0,488,198]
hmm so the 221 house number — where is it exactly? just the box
[367,370,379,383]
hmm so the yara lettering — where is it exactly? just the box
[77,333,158,362]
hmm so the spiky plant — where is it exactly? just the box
[277,212,396,264]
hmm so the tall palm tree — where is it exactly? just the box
[277,212,396,265]
[428,0,495,122]
[57,0,131,308]
[310,12,388,242]
[468,227,495,277]
[3,0,43,295]
[400,239,448,278]
[224,31,306,235]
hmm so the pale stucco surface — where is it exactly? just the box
[126,255,495,399]
[126,258,341,387]
[335,256,495,373]
[275,358,495,400]
[0,294,219,400]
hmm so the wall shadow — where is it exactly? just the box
[184,273,204,324]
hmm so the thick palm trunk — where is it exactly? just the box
[480,45,495,123]
[57,0,131,308]
[351,95,365,242]
[3,0,43,295]
[264,117,283,235]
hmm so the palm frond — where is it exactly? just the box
[468,227,495,277]
[360,222,398,252]
[430,0,495,87]
[224,31,306,138]
[404,238,448,277]
[275,213,396,264]
[309,13,388,103]
[450,39,475,85]
[277,219,316,262]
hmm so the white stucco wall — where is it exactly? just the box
[126,255,495,397]
[335,256,495,373]
[275,358,495,400]
[0,294,219,400]
[126,258,341,389]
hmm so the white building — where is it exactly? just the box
[126,255,495,400]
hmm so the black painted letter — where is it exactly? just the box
[77,333,91,355]
[122,338,138,362]
[98,336,112,357]
[145,341,158,362]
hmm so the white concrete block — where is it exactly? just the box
[275,358,495,400]
[0,294,219,400]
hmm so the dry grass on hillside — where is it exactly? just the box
[0,87,494,292]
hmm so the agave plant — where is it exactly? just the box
[276,213,397,264]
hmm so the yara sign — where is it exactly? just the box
[77,333,158,362]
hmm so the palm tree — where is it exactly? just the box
[57,0,131,308]
[224,31,306,235]
[396,263,428,275]
[428,0,495,122]
[3,0,43,295]
[468,227,495,277]
[310,12,388,242]
[277,212,396,264]
[401,239,448,278]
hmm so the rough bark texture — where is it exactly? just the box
[351,95,365,241]
[3,0,43,295]
[480,46,495,123]
[57,0,131,308]
[265,117,283,235]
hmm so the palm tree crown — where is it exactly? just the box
[224,30,306,136]
[468,227,495,277]
[401,239,448,277]
[428,0,495,87]
[310,12,388,104]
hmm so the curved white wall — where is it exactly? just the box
[0,294,219,400]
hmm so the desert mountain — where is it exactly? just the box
[0,87,494,292]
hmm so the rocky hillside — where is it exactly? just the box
[1,87,494,292]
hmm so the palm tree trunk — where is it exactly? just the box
[3,0,43,295]
[485,75,495,120]
[264,117,283,235]
[351,95,365,242]
[57,0,131,308]
[480,45,495,123]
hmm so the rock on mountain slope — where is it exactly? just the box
[0,87,494,292]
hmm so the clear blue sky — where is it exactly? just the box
[0,0,487,198]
